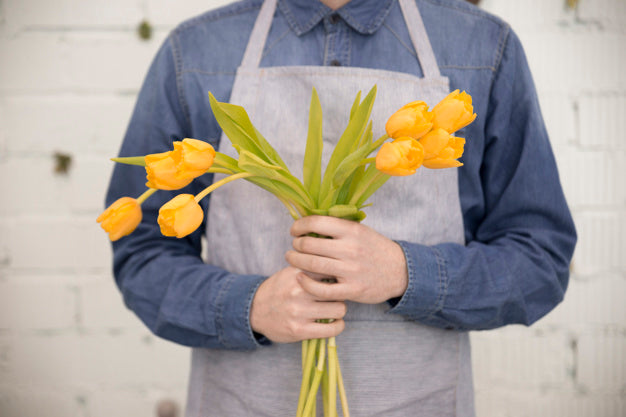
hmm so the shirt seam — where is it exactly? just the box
[169,33,193,131]
[175,0,263,34]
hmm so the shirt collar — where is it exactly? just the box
[278,0,395,36]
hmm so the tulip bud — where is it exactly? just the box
[145,151,194,190]
[157,194,204,238]
[375,136,424,176]
[422,136,466,169]
[431,90,477,134]
[172,138,216,180]
[385,101,433,140]
[97,197,142,241]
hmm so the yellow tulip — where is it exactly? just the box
[157,194,204,238]
[145,151,194,190]
[172,138,216,180]
[431,90,477,134]
[385,101,434,140]
[97,197,142,241]
[375,136,424,176]
[419,128,450,160]
[422,136,466,169]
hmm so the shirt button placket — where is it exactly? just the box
[324,13,347,67]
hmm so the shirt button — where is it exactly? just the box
[330,59,341,66]
[329,13,340,24]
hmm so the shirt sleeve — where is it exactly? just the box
[388,30,577,330]
[105,34,267,349]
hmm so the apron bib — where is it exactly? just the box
[187,1,474,415]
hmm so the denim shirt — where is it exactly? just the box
[106,0,577,349]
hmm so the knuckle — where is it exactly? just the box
[337,302,347,318]
[287,321,302,338]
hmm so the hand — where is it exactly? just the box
[250,266,347,344]
[286,216,408,304]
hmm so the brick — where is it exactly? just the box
[521,32,626,94]
[471,326,574,390]
[0,216,112,270]
[87,388,186,417]
[79,276,146,329]
[0,154,115,216]
[555,149,626,209]
[537,92,577,149]
[481,0,574,32]
[147,0,231,26]
[0,388,84,417]
[578,93,626,150]
[538,275,626,329]
[475,388,626,417]
[572,211,626,275]
[578,0,626,31]
[0,95,135,155]
[3,0,143,30]
[0,31,167,93]
[4,331,189,387]
[0,277,76,329]
[577,329,626,391]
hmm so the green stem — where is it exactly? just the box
[194,172,256,202]
[370,133,389,152]
[327,337,338,417]
[302,339,326,417]
[136,188,157,205]
[297,339,319,417]
[336,356,350,417]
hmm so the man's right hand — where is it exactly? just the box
[250,266,347,343]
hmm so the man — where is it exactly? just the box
[105,0,576,415]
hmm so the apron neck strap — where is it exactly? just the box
[241,0,441,78]
[397,0,441,78]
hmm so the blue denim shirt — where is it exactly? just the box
[106,0,576,349]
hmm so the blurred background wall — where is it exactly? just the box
[0,0,624,416]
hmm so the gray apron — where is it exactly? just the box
[187,0,474,415]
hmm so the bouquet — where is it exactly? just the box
[98,86,476,416]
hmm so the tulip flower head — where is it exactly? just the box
[385,101,433,140]
[375,136,425,176]
[431,90,477,134]
[158,194,204,238]
[97,197,142,241]
[145,151,195,190]
[172,138,216,180]
[422,136,465,169]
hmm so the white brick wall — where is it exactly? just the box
[0,0,624,416]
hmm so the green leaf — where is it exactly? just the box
[209,92,270,163]
[213,152,240,172]
[238,150,314,209]
[332,143,374,189]
[303,88,323,205]
[349,90,362,120]
[320,86,377,208]
[110,156,146,166]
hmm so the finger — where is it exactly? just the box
[297,272,353,301]
[286,250,343,277]
[290,215,355,239]
[292,235,343,259]
[302,319,346,340]
[296,300,347,321]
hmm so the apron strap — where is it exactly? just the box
[241,0,442,79]
[240,0,278,69]
[398,0,442,78]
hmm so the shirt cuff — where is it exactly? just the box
[387,240,448,322]
[213,273,270,350]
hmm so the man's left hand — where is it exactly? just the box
[286,216,408,304]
